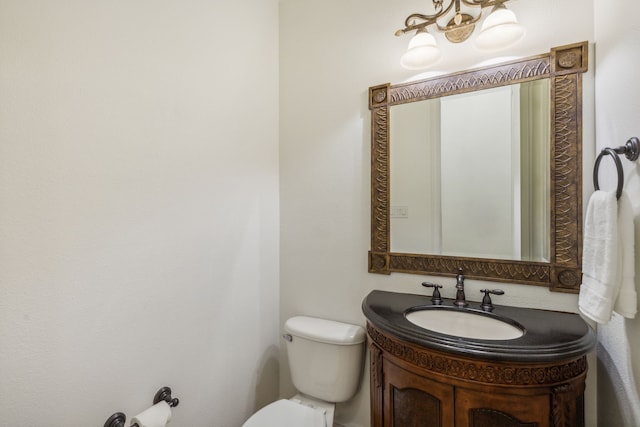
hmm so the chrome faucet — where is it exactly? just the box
[453,268,468,307]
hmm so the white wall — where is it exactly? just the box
[1,1,618,426]
[594,0,640,425]
[440,88,515,259]
[0,1,280,426]
[279,1,595,426]
[390,100,441,254]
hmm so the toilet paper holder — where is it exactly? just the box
[104,386,179,427]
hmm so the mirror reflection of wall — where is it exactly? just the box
[390,99,442,254]
[390,79,550,262]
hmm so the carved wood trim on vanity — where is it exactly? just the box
[369,41,588,292]
[552,382,586,427]
[369,342,384,427]
[367,323,587,388]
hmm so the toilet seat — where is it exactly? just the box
[242,399,327,427]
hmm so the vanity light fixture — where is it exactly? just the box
[396,0,525,69]
[400,27,442,69]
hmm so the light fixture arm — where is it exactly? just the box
[404,1,457,25]
[460,0,506,6]
[395,0,511,39]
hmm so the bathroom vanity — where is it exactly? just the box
[362,291,596,427]
[364,41,595,426]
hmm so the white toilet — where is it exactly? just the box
[242,316,366,427]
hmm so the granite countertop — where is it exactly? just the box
[362,290,596,362]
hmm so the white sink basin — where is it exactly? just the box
[405,309,524,340]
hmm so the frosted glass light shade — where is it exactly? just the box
[475,6,525,51]
[400,30,441,70]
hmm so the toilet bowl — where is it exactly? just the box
[242,395,332,427]
[242,316,365,427]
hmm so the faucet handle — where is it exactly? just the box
[480,289,504,312]
[421,282,443,305]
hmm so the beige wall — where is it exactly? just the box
[279,1,596,426]
[0,1,280,426]
[6,1,635,426]
[594,0,640,425]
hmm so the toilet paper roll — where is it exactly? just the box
[130,401,172,427]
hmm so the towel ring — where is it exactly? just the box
[593,147,624,200]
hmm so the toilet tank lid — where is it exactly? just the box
[285,316,366,345]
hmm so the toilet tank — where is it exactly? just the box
[284,316,366,403]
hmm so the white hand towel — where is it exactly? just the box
[614,191,637,318]
[578,190,619,324]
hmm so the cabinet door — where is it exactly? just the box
[455,387,550,427]
[383,359,455,427]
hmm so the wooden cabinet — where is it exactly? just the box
[454,387,550,427]
[383,357,454,427]
[368,323,587,427]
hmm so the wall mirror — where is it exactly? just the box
[368,41,587,292]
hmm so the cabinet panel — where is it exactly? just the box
[456,387,549,427]
[383,358,455,427]
[467,408,537,427]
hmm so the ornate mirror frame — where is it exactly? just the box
[369,41,588,292]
